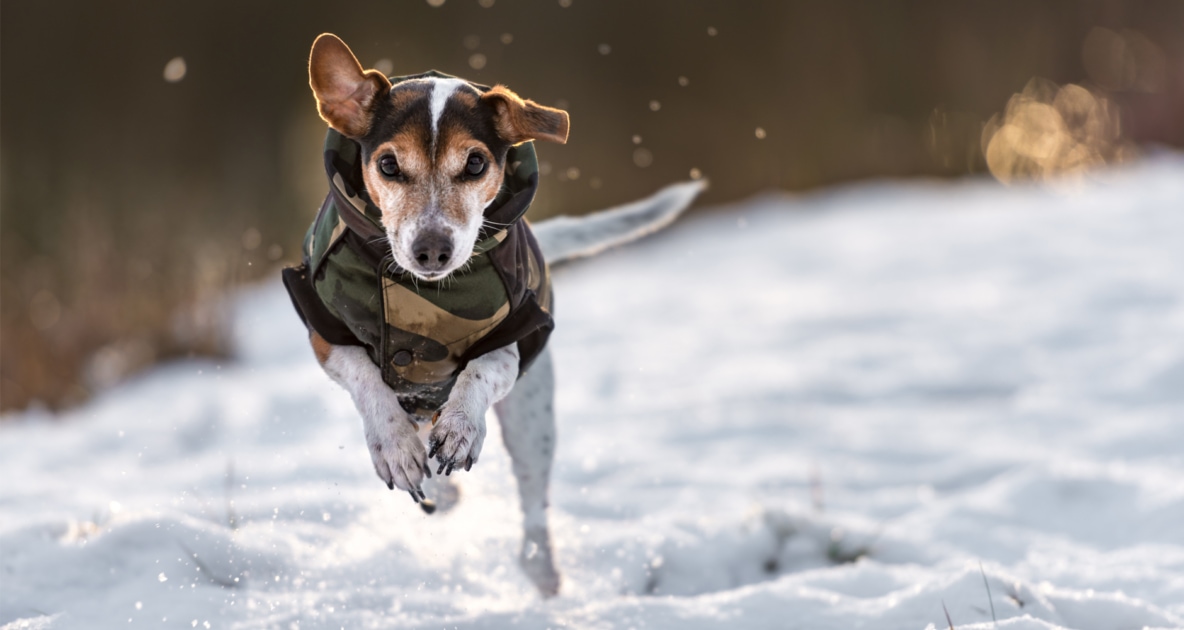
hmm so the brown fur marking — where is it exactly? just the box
[310,331,333,365]
[309,34,391,138]
[363,119,503,228]
[362,129,431,228]
[481,85,570,145]
[437,125,504,222]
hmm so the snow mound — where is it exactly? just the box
[3,158,1184,629]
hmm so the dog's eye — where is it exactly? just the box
[378,155,401,178]
[464,154,487,178]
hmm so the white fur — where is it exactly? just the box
[321,343,520,486]
[428,344,519,472]
[493,346,560,595]
[322,345,427,492]
[428,78,469,150]
[316,180,706,595]
[533,179,707,264]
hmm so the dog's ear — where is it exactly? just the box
[481,85,570,145]
[308,33,391,138]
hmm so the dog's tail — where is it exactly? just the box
[532,179,707,265]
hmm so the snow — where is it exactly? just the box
[3,157,1184,629]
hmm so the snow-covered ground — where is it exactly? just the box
[3,157,1183,630]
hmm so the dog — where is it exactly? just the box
[282,33,705,596]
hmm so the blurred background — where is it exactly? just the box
[1,0,1181,412]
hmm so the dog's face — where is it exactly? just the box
[308,34,569,281]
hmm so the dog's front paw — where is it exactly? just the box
[365,415,431,502]
[428,408,485,476]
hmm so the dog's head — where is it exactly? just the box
[308,33,569,281]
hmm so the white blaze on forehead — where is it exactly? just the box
[429,78,471,145]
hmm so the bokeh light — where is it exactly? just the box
[162,57,186,82]
[982,79,1133,184]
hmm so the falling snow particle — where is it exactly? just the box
[566,167,580,180]
[690,168,702,179]
[678,76,689,87]
[755,127,767,139]
[707,26,718,36]
[590,177,602,189]
[558,0,572,6]
[163,57,187,83]
[478,0,495,6]
[426,0,445,6]
[322,512,331,522]
[135,602,142,610]
[468,54,487,70]
[158,573,168,582]
[598,44,611,55]
[374,58,394,76]
[633,148,653,168]
[464,35,481,50]
[649,100,661,112]
[632,135,642,144]
[500,33,513,44]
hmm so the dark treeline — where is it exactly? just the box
[2,0,1181,410]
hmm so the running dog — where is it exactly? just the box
[283,33,704,596]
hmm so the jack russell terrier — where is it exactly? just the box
[282,33,704,596]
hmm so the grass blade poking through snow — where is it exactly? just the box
[980,561,997,625]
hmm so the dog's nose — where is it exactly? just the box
[411,232,453,271]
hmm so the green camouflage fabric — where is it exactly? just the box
[282,71,554,419]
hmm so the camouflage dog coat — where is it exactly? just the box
[282,74,554,418]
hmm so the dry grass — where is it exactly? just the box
[0,235,243,413]
[0,192,291,412]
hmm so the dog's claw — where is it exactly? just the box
[423,464,433,479]
[386,480,394,490]
[428,409,483,477]
[408,490,420,503]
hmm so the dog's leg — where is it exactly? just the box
[429,344,520,475]
[311,332,430,500]
[493,346,560,597]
